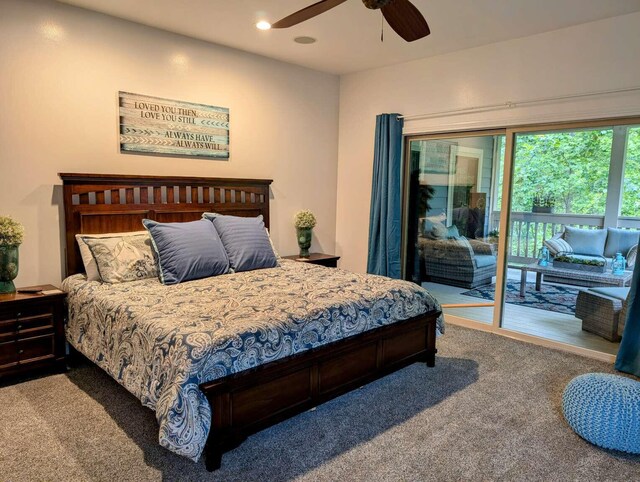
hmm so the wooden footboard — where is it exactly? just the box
[199,310,440,471]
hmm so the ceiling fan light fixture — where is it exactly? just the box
[294,36,317,44]
[256,20,272,30]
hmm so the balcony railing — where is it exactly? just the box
[490,212,640,262]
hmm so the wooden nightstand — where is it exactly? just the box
[283,253,341,268]
[0,285,67,383]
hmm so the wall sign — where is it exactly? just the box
[118,91,229,159]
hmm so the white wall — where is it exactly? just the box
[0,0,340,286]
[336,12,640,273]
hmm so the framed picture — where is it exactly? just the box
[118,91,230,160]
[446,145,485,225]
[448,146,484,191]
[420,141,457,174]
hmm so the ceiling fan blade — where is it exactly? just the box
[271,0,348,29]
[381,0,430,42]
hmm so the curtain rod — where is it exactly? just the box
[398,86,640,121]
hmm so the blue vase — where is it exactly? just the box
[612,252,626,276]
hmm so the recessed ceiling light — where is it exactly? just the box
[294,36,316,44]
[256,20,271,30]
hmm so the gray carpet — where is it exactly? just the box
[1,325,639,481]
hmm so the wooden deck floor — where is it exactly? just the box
[422,270,620,356]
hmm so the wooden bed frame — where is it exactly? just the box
[60,173,440,471]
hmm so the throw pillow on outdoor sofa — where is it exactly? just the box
[564,226,607,257]
[544,232,574,256]
[603,227,640,258]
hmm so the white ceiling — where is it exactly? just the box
[57,0,640,74]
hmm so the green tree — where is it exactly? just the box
[621,127,640,216]
[511,129,612,214]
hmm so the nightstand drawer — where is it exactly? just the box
[0,341,18,369]
[17,334,55,364]
[0,303,54,323]
[0,308,54,341]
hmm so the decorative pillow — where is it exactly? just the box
[564,226,607,257]
[76,231,148,281]
[627,244,637,269]
[266,228,281,264]
[82,233,157,283]
[604,228,640,258]
[202,213,278,272]
[544,233,574,256]
[143,219,229,285]
[424,221,446,240]
[446,225,460,240]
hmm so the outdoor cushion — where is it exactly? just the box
[562,373,640,454]
[544,234,573,256]
[604,228,640,258]
[474,255,496,268]
[447,225,461,239]
[564,227,607,257]
[628,245,637,268]
[589,287,630,301]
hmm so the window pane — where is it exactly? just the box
[510,129,613,215]
[621,126,640,217]
[404,134,504,326]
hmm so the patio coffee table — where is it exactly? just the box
[517,262,633,297]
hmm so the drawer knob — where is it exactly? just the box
[17,324,22,330]
[18,349,24,354]
[16,312,21,318]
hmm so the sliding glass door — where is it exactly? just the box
[500,123,640,354]
[404,132,505,324]
[404,118,640,358]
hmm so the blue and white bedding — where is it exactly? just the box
[62,260,443,461]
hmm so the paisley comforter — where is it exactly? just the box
[62,260,443,461]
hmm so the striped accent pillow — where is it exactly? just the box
[143,219,230,285]
[544,233,573,256]
[627,244,637,268]
[203,213,278,272]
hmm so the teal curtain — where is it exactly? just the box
[615,252,640,376]
[367,113,403,278]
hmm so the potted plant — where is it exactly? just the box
[293,210,316,258]
[0,215,24,293]
[553,254,606,273]
[532,193,555,214]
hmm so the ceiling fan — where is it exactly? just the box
[271,0,430,42]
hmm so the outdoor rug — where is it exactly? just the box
[461,281,579,315]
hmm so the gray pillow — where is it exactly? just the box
[563,227,607,257]
[143,219,229,285]
[604,228,640,258]
[202,213,278,272]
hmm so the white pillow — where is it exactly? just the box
[265,227,281,260]
[76,231,147,281]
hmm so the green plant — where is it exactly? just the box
[554,254,605,267]
[0,216,24,246]
[293,210,317,229]
[532,193,555,208]
[488,229,499,238]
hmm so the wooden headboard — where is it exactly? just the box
[60,173,273,277]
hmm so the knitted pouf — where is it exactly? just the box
[562,373,640,454]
